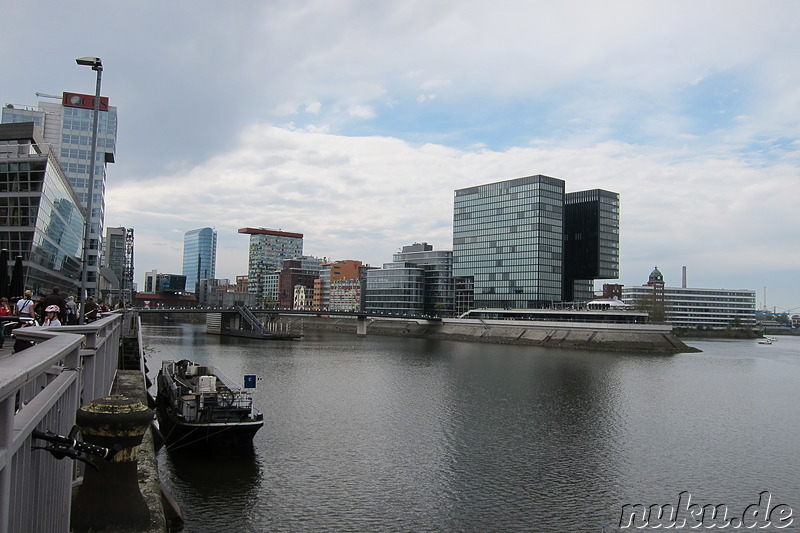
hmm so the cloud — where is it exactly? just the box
[107,122,798,307]
[3,1,799,308]
[305,101,322,114]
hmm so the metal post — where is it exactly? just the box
[77,58,103,325]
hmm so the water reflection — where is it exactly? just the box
[145,324,800,532]
[158,450,263,530]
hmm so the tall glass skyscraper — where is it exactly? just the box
[563,189,620,302]
[454,175,566,309]
[453,175,619,309]
[2,92,117,297]
[182,227,217,294]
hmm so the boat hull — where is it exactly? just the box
[156,361,264,451]
[155,405,263,450]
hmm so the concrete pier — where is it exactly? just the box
[356,315,368,338]
[284,315,696,353]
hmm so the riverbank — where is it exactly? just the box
[287,316,697,354]
[672,327,760,339]
[139,312,697,353]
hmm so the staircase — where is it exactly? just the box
[234,305,268,336]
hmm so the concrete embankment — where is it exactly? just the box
[286,316,697,354]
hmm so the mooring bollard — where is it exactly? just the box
[71,394,154,532]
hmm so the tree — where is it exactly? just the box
[632,293,666,323]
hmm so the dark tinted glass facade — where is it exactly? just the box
[156,274,186,293]
[453,175,565,308]
[563,189,620,301]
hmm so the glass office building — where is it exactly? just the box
[182,227,217,294]
[563,189,620,302]
[239,227,303,303]
[365,262,426,316]
[0,123,86,296]
[3,93,117,297]
[102,226,134,304]
[393,243,454,317]
[453,175,565,309]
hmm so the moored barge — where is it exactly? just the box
[156,359,264,450]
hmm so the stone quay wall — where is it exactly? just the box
[287,316,696,354]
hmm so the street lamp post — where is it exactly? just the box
[76,56,102,325]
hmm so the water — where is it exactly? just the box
[144,324,800,532]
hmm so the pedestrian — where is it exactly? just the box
[33,295,46,325]
[66,295,78,325]
[0,297,12,348]
[43,286,67,323]
[43,305,62,326]
[84,296,100,322]
[15,290,35,320]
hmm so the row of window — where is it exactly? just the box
[624,289,756,301]
[454,226,563,241]
[61,134,115,149]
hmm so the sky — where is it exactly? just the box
[2,1,798,312]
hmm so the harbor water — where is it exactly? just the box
[144,323,800,532]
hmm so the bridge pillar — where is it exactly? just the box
[356,315,367,338]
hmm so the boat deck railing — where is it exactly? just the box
[197,392,255,411]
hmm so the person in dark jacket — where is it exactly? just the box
[83,296,100,322]
[42,286,67,323]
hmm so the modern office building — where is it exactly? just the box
[142,270,158,293]
[182,227,217,294]
[155,273,186,294]
[453,175,619,310]
[365,243,454,317]
[3,92,118,298]
[393,243,454,316]
[0,122,86,296]
[101,226,134,304]
[365,261,426,316]
[453,175,565,309]
[563,189,620,302]
[239,227,303,304]
[622,268,756,328]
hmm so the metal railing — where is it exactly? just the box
[0,312,122,533]
[234,305,268,335]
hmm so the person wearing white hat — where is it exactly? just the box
[43,305,62,327]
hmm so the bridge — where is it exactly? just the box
[136,306,441,320]
[137,306,442,338]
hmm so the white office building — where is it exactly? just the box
[3,92,118,297]
[622,268,756,328]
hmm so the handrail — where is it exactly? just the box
[0,313,123,533]
[234,305,268,335]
